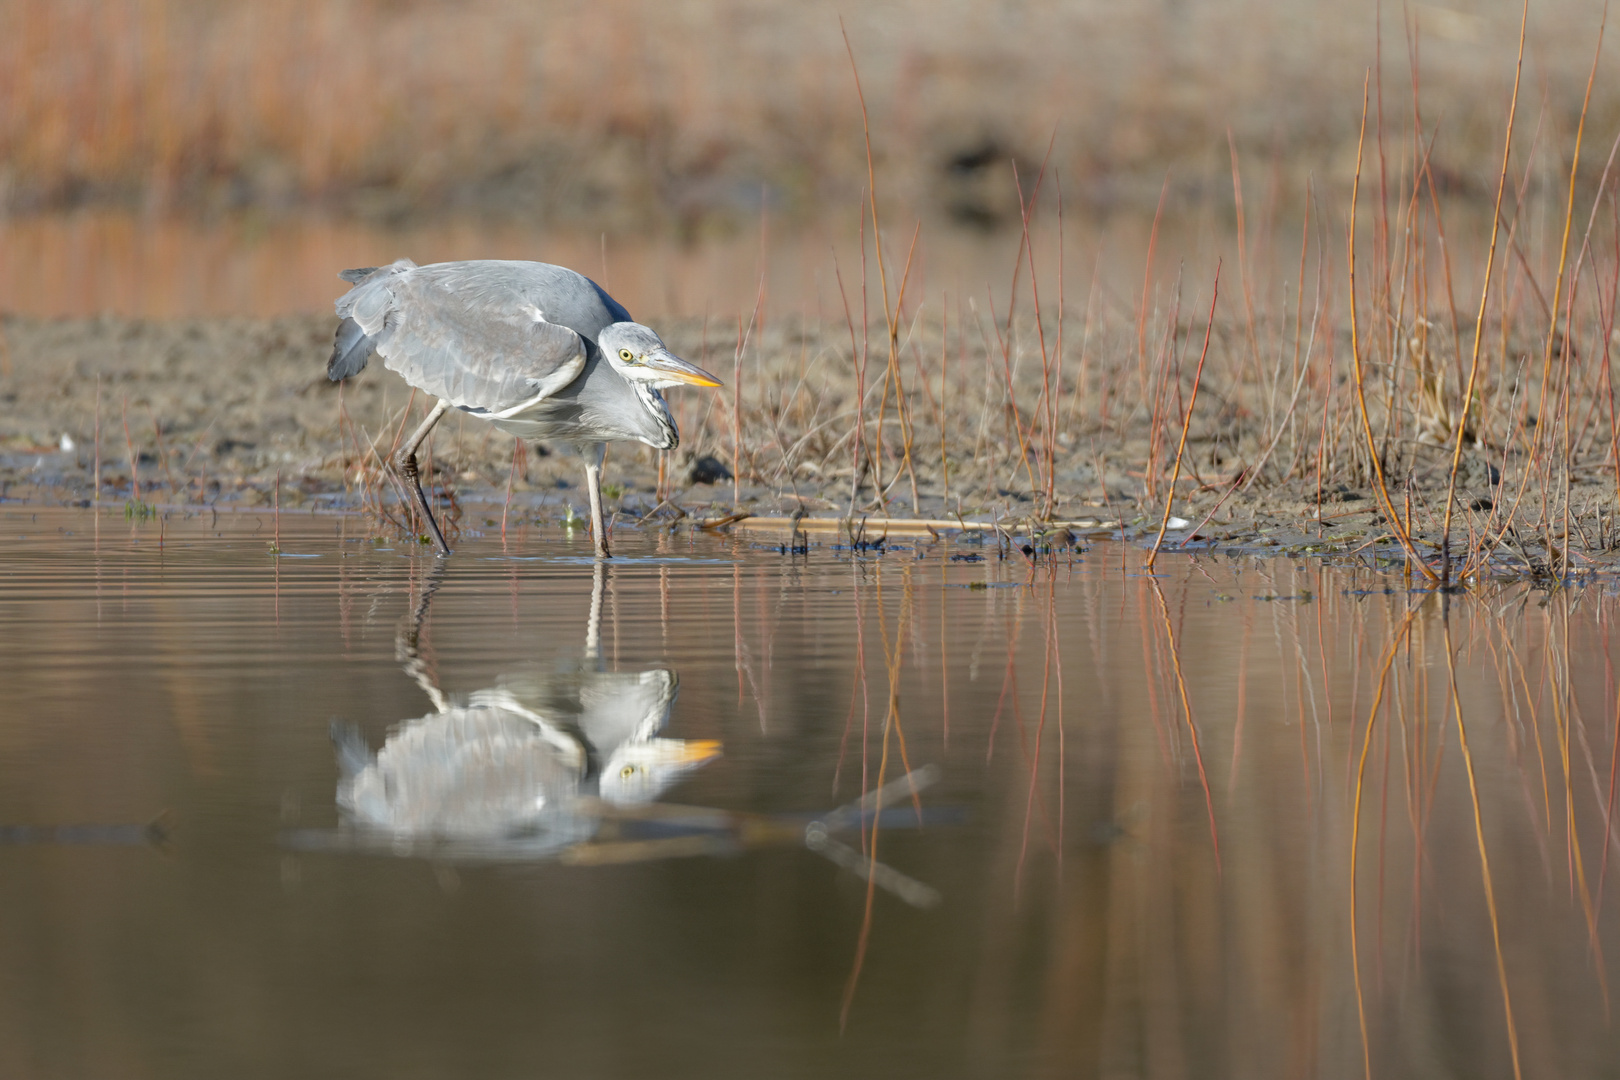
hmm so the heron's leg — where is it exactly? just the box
[394,399,452,555]
[584,561,606,660]
[583,442,610,558]
[397,560,451,711]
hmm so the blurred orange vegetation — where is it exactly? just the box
[0,0,1609,227]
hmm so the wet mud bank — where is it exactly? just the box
[0,312,1610,579]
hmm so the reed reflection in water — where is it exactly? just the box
[0,508,1618,1077]
[290,561,944,903]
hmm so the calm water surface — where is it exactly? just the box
[0,211,1191,319]
[3,507,1619,1079]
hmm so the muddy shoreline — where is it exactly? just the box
[0,312,1608,577]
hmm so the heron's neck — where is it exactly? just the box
[631,382,679,450]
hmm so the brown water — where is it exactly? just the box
[0,211,1204,319]
[0,212,991,319]
[2,506,1618,1079]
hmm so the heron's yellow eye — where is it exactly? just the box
[620,764,636,780]
[619,348,635,362]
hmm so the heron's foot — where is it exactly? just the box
[393,450,453,555]
[419,514,452,555]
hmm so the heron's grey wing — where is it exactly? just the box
[337,261,588,413]
[438,260,631,335]
[465,685,594,758]
[342,707,585,838]
[575,670,678,758]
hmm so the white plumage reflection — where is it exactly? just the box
[335,670,719,842]
[328,563,719,856]
[290,565,942,909]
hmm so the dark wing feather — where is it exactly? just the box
[328,317,373,380]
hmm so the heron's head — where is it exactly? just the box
[597,737,722,805]
[599,323,722,390]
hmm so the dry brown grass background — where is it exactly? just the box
[1,0,1611,227]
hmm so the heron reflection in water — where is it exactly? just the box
[288,564,946,907]
[309,562,716,859]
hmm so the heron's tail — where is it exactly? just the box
[330,258,417,380]
[330,719,373,779]
[328,317,374,381]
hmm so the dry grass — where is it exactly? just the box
[1,0,1613,228]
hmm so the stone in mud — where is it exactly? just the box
[688,455,731,485]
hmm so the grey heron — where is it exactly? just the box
[329,258,722,556]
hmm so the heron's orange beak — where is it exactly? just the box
[672,739,723,764]
[647,351,723,388]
